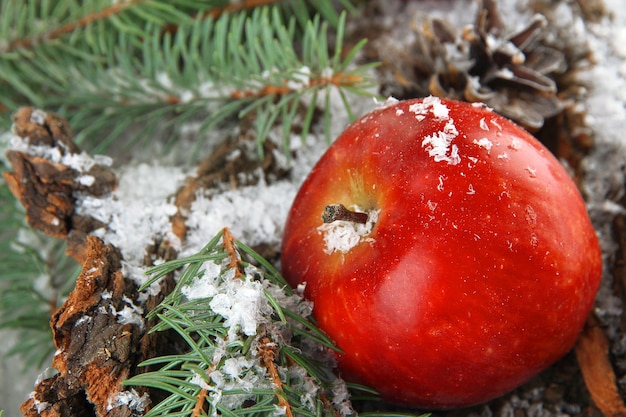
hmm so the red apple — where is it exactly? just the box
[281,97,602,409]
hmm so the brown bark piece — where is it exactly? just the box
[5,108,181,416]
[11,107,79,151]
[3,107,117,261]
[20,236,147,417]
[575,315,626,417]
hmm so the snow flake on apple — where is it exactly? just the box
[317,207,380,254]
[473,138,493,152]
[410,96,461,165]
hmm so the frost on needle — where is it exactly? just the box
[124,228,356,417]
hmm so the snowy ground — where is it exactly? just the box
[2,0,626,416]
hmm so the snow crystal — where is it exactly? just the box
[421,119,461,165]
[374,96,400,109]
[121,262,159,299]
[181,263,274,341]
[190,371,212,390]
[408,96,461,165]
[509,138,522,150]
[437,175,445,191]
[209,277,269,339]
[76,163,186,263]
[330,379,355,417]
[108,295,144,330]
[221,357,255,381]
[29,109,47,125]
[473,138,493,152]
[8,132,99,173]
[490,118,503,132]
[75,175,95,187]
[286,66,312,90]
[287,365,319,410]
[106,389,150,412]
[73,316,92,327]
[183,180,296,256]
[33,398,51,413]
[408,95,448,121]
[181,261,223,300]
[317,207,380,254]
[431,100,450,120]
[202,354,271,411]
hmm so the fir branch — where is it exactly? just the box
[0,1,374,154]
[125,228,352,417]
[2,0,141,52]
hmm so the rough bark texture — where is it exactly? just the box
[3,107,117,261]
[20,236,145,417]
[4,108,175,417]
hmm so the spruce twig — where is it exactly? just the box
[0,1,372,154]
[125,228,351,417]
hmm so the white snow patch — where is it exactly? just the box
[181,261,223,300]
[107,389,150,412]
[474,138,493,152]
[375,96,400,109]
[109,295,144,330]
[76,163,186,264]
[317,207,380,254]
[331,379,355,417]
[76,174,95,186]
[509,138,522,150]
[209,277,267,339]
[184,179,296,256]
[409,95,449,121]
[8,133,98,173]
[421,119,461,165]
[181,263,277,341]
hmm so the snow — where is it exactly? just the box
[473,138,493,152]
[180,261,223,299]
[106,388,150,413]
[7,129,104,173]
[408,96,463,165]
[209,275,269,339]
[183,179,295,256]
[76,162,186,265]
[421,118,461,165]
[375,96,400,109]
[317,207,380,254]
[113,295,145,329]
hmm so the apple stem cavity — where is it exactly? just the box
[322,204,368,224]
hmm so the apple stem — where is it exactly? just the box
[322,204,368,224]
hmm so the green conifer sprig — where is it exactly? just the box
[0,0,374,154]
[124,228,352,417]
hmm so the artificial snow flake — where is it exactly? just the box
[317,207,380,254]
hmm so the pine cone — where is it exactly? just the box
[379,0,567,131]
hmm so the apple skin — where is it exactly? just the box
[280,97,602,409]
